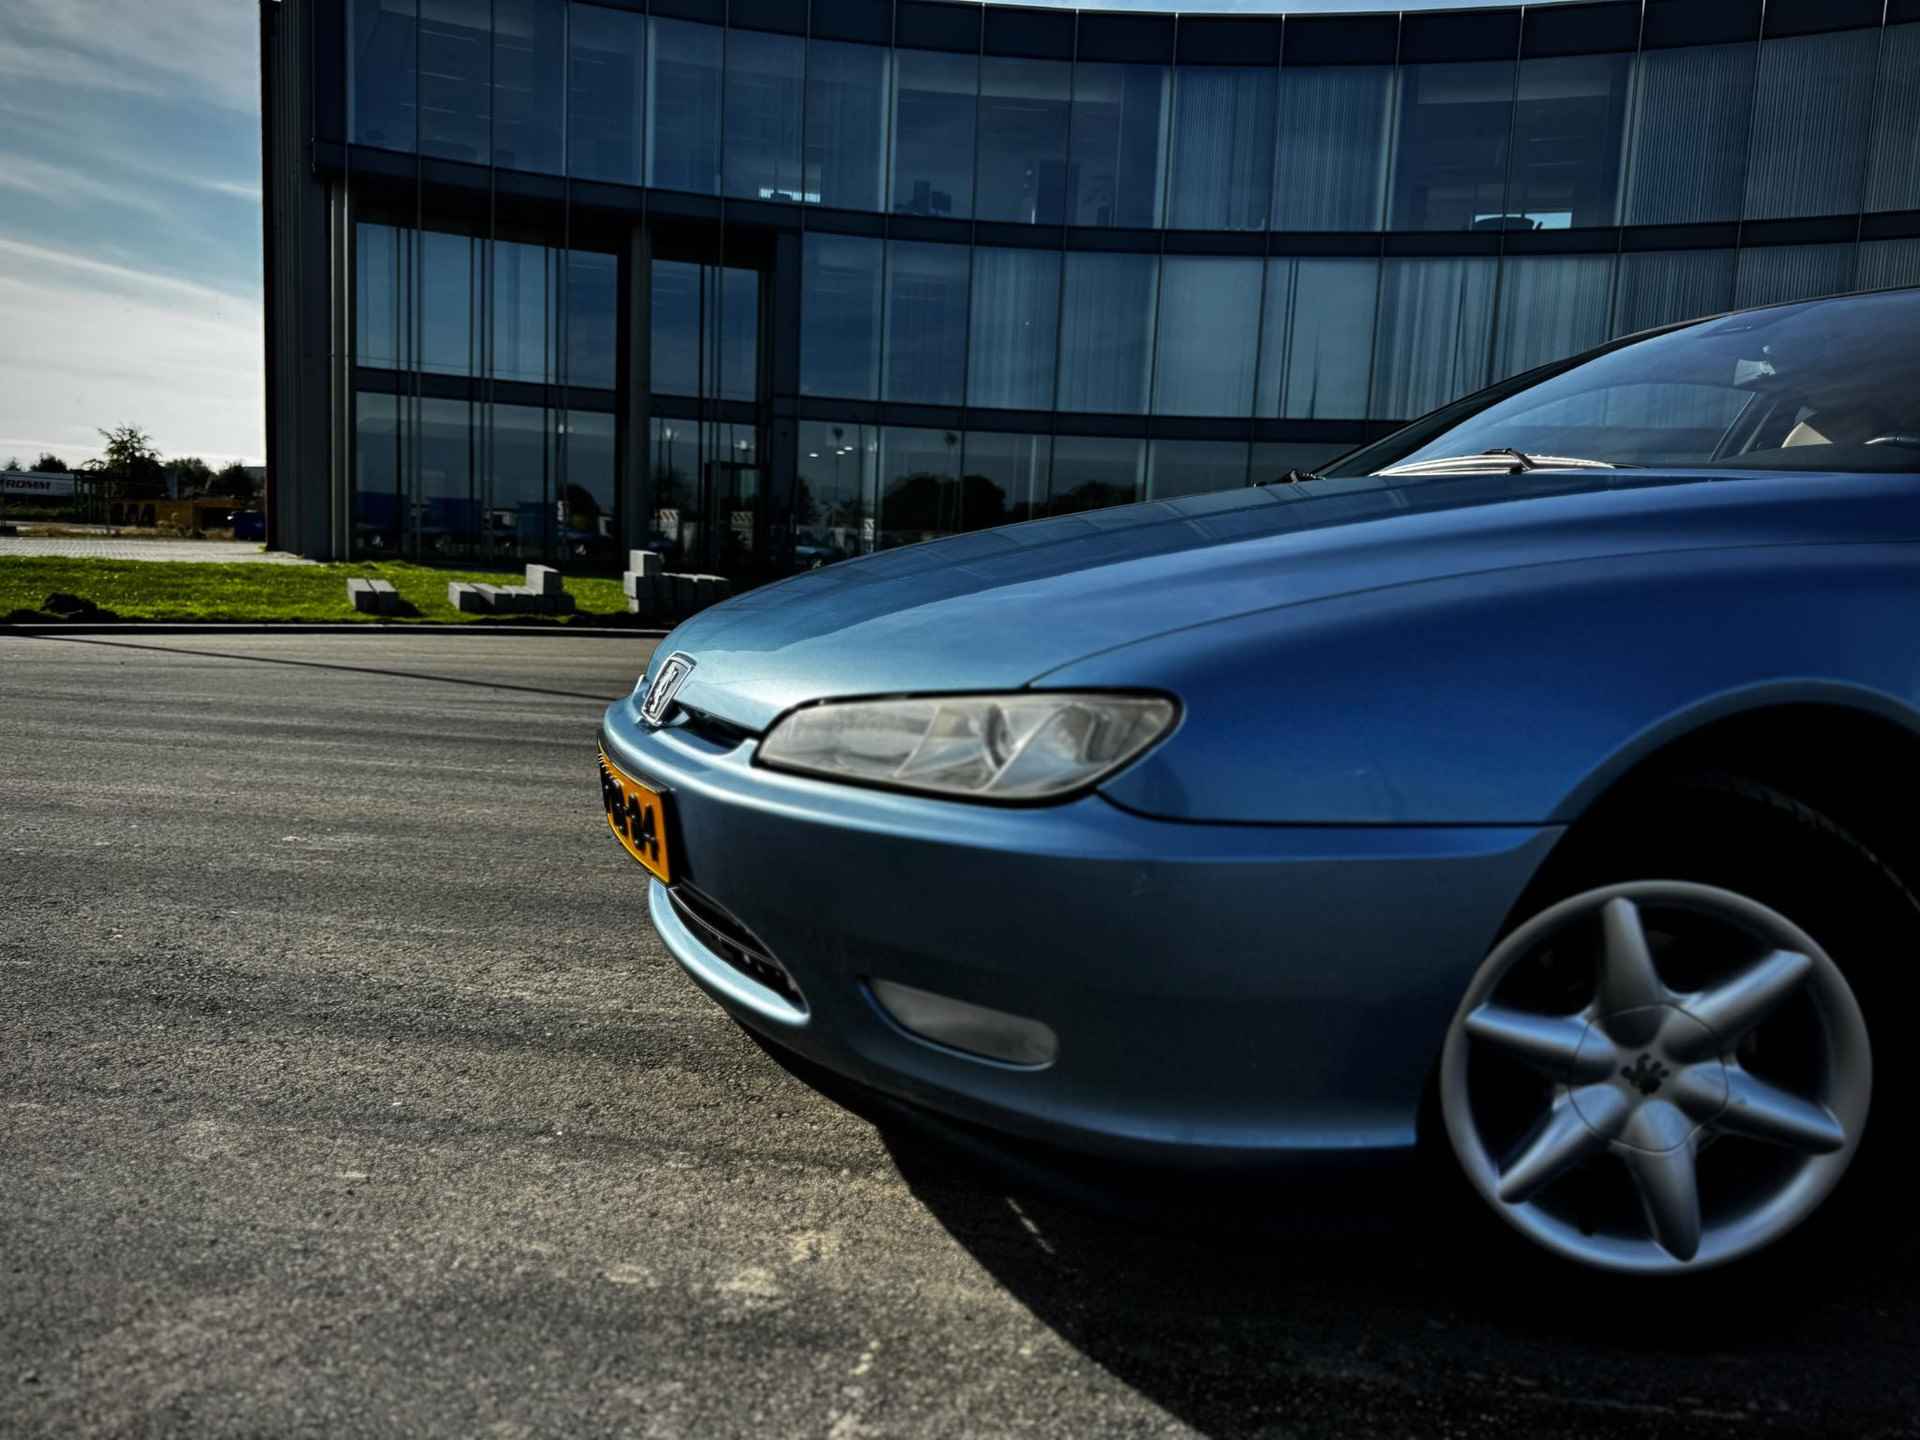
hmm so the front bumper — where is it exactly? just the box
[602,694,1559,1166]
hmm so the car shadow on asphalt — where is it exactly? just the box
[742,1027,1912,1439]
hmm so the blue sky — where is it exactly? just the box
[0,0,263,469]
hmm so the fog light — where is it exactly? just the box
[869,979,1057,1068]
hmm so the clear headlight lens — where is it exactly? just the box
[756,693,1177,802]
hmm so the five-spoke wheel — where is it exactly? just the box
[1441,881,1872,1274]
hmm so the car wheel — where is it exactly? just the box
[1438,775,1910,1275]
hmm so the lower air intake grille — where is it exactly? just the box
[667,886,806,1011]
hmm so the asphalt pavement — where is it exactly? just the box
[2,631,1915,1438]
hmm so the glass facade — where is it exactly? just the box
[306,1,1920,575]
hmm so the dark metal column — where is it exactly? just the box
[620,220,653,556]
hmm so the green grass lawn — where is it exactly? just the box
[0,557,633,624]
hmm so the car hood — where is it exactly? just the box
[660,469,1898,733]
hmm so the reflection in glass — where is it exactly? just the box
[1057,252,1159,414]
[1492,255,1615,379]
[492,239,555,383]
[892,49,977,218]
[805,39,889,211]
[1167,67,1275,231]
[961,432,1051,526]
[418,0,490,162]
[566,251,617,389]
[1048,435,1144,514]
[1734,245,1857,309]
[1148,439,1249,499]
[1069,62,1171,228]
[1256,258,1378,419]
[649,17,722,194]
[492,0,564,173]
[975,57,1071,225]
[1623,43,1756,225]
[354,391,404,555]
[968,247,1060,412]
[489,401,552,557]
[796,421,878,563]
[702,421,765,575]
[1509,54,1631,230]
[649,418,700,565]
[1370,257,1497,418]
[418,396,479,552]
[1857,238,1920,291]
[652,259,701,397]
[879,426,964,549]
[1251,441,1349,483]
[724,28,806,202]
[568,1,644,184]
[355,223,410,370]
[1390,61,1516,232]
[1867,25,1920,213]
[1272,65,1391,231]
[1745,30,1876,221]
[1612,250,1736,336]
[705,267,760,403]
[351,0,418,151]
[884,241,969,406]
[801,233,883,399]
[420,230,477,376]
[561,411,617,560]
[1153,257,1261,417]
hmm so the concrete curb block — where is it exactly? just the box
[3,623,671,638]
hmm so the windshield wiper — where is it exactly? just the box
[1253,468,1319,487]
[1378,450,1633,477]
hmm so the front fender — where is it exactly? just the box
[1046,542,1920,825]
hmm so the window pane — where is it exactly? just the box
[566,251,617,389]
[705,267,759,402]
[975,57,1071,225]
[1256,258,1378,419]
[492,0,563,172]
[883,241,968,405]
[1069,62,1171,228]
[1251,440,1349,483]
[1733,245,1857,309]
[1390,61,1515,231]
[724,28,805,202]
[489,402,552,558]
[652,259,701,396]
[1272,65,1390,231]
[1148,439,1248,499]
[1746,30,1876,220]
[421,230,477,375]
[352,0,417,150]
[354,391,403,554]
[1858,237,1920,290]
[1370,257,1497,419]
[892,49,977,218]
[1048,435,1143,514]
[805,40,889,211]
[1509,54,1630,230]
[355,223,409,370]
[569,2,644,184]
[561,410,616,559]
[961,432,1050,526]
[878,426,963,550]
[967,246,1061,411]
[649,418,699,564]
[419,396,479,552]
[1867,25,1920,213]
[797,421,877,561]
[800,233,883,399]
[1492,254,1615,379]
[418,0,490,162]
[491,239,554,383]
[649,17,722,194]
[1623,43,1756,226]
[1153,257,1261,417]
[1057,253,1158,414]
[1167,67,1275,231]
[1611,250,1736,336]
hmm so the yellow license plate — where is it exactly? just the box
[598,748,673,884]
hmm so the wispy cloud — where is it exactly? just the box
[0,0,259,114]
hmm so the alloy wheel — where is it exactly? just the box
[1440,881,1872,1274]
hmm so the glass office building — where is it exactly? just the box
[261,0,1920,576]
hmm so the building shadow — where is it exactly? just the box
[742,1026,1914,1438]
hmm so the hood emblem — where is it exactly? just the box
[641,652,695,727]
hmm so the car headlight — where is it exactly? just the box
[756,693,1177,802]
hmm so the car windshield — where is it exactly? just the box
[1323,288,1920,479]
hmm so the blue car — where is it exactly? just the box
[600,287,1919,1276]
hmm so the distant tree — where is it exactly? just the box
[32,453,67,474]
[2,457,19,473]
[164,456,215,498]
[94,425,165,499]
[209,461,257,501]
